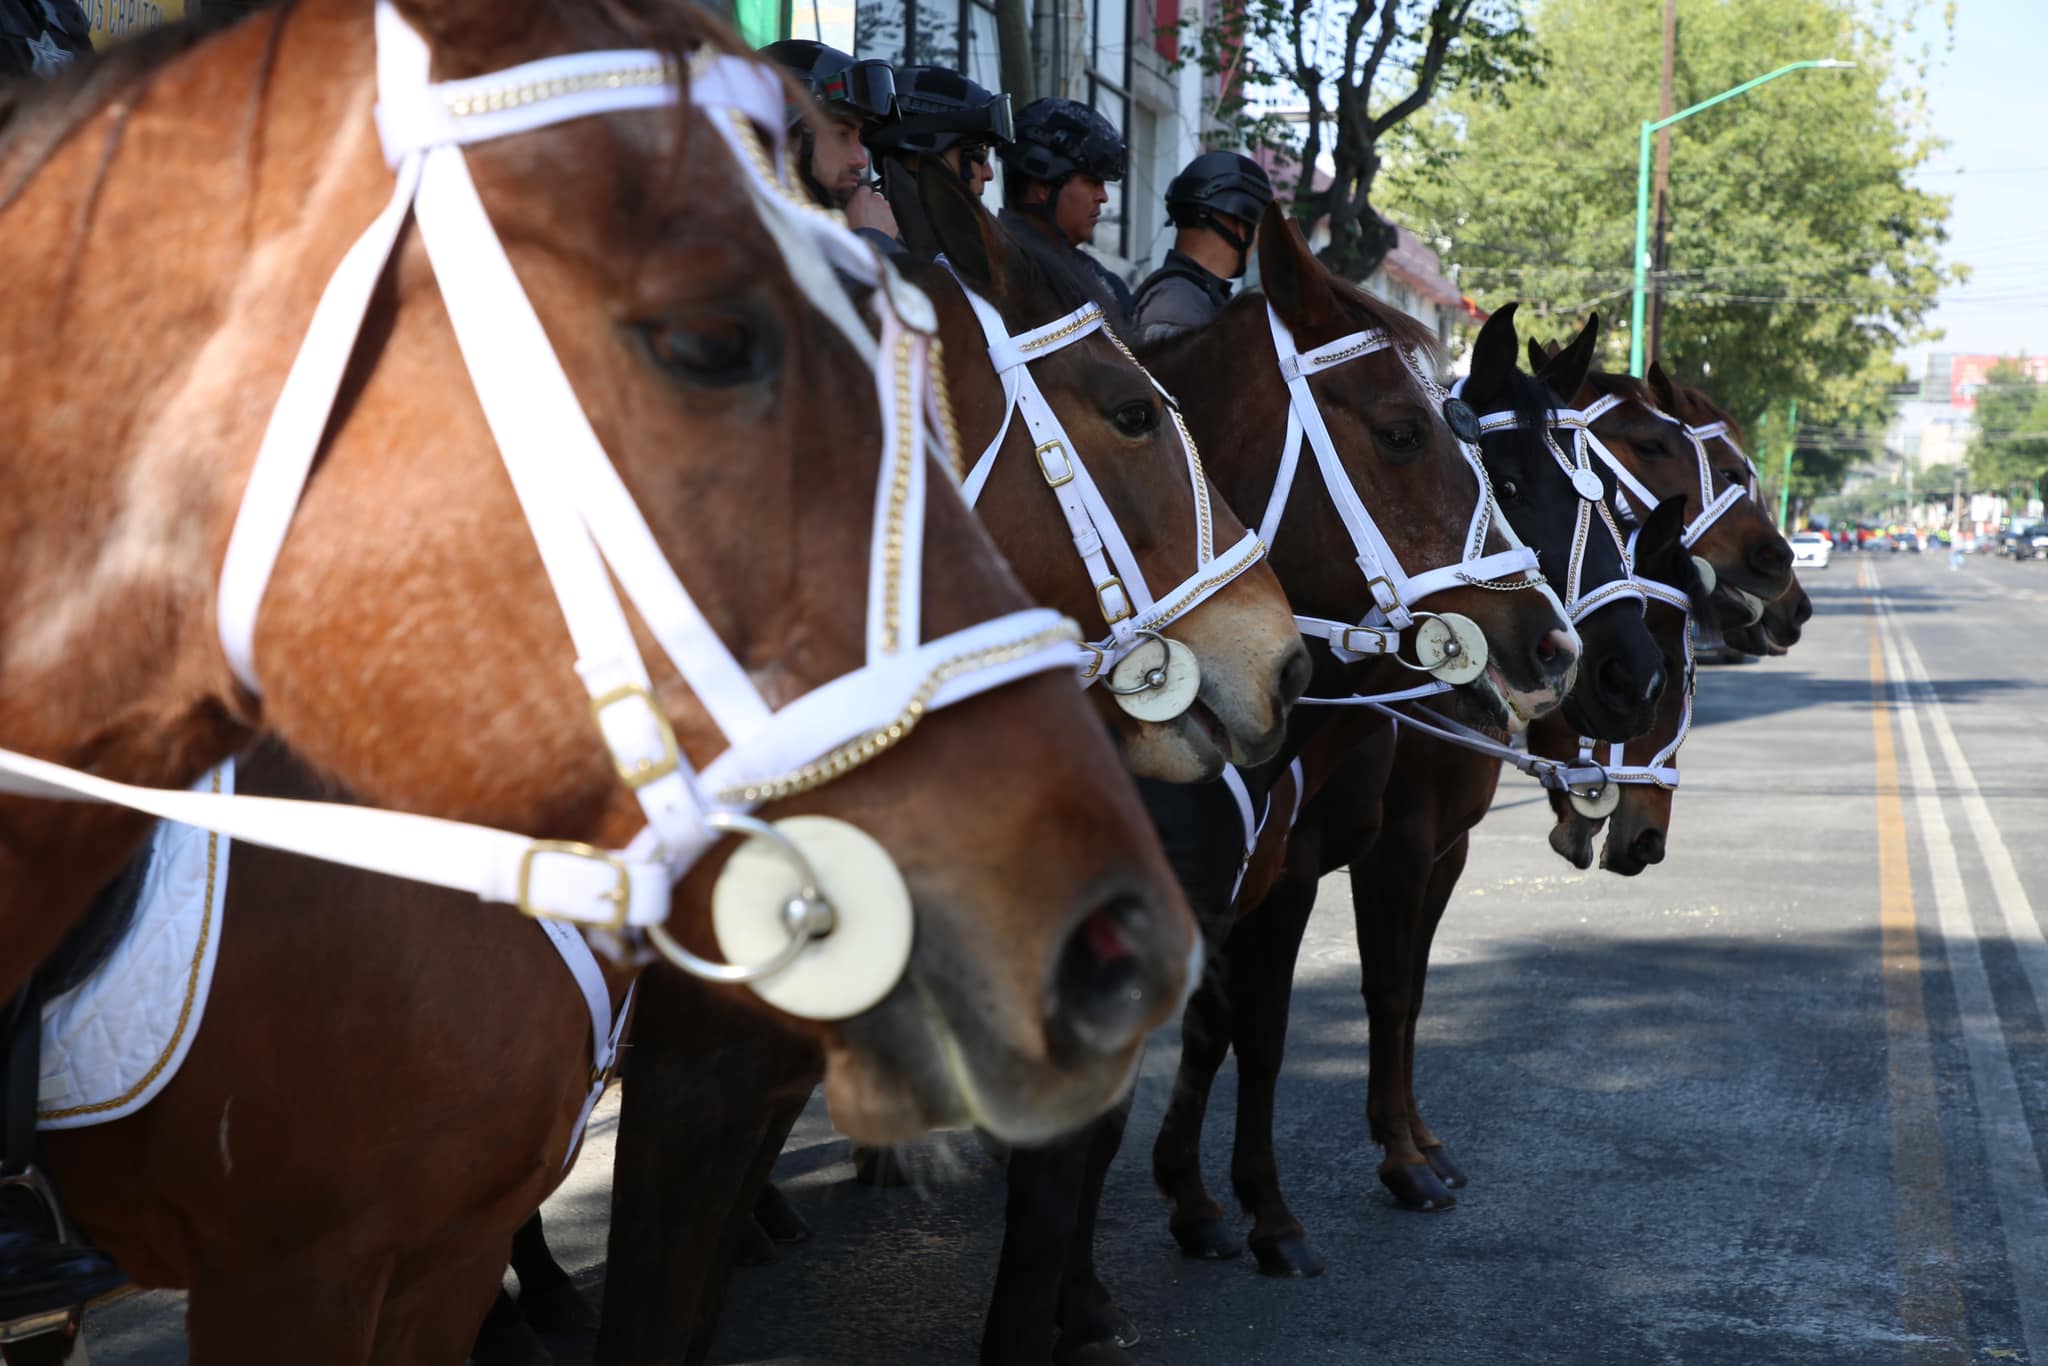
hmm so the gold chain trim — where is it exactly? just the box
[1019,307,1103,354]
[1456,571,1550,592]
[716,621,1082,805]
[445,61,676,118]
[1126,540,1267,635]
[928,338,967,483]
[880,332,916,654]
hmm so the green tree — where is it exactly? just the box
[1181,1,1538,280]
[1380,0,1956,470]
[1967,360,2048,501]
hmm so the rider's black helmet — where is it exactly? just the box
[998,98,1127,185]
[864,65,1014,156]
[1165,152,1273,230]
[758,40,898,128]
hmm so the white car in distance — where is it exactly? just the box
[1790,531,1832,570]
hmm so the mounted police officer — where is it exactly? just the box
[996,97,1134,323]
[1131,151,1273,344]
[758,39,900,235]
[862,64,1012,255]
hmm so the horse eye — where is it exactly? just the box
[1377,420,1424,456]
[1640,439,1669,459]
[1497,477,1521,501]
[640,317,765,386]
[1112,399,1159,438]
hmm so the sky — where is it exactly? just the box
[1896,0,2048,375]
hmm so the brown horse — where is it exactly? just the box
[9,1,1201,1359]
[1547,358,1794,642]
[1149,307,1658,1266]
[593,212,1583,1366]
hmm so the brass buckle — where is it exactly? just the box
[1077,642,1106,680]
[1341,625,1393,654]
[1366,574,1402,617]
[517,840,632,932]
[1096,576,1133,625]
[588,683,682,790]
[1035,439,1075,488]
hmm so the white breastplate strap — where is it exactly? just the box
[536,919,636,1165]
[955,286,1264,682]
[1218,757,1304,908]
[1575,566,1693,791]
[0,7,1080,997]
[1578,393,1751,551]
[1472,404,1645,627]
[1262,306,1550,710]
[1367,700,1608,799]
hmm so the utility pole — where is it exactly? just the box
[1645,0,1677,365]
[1951,465,1965,540]
[1776,396,1799,532]
[994,0,1036,107]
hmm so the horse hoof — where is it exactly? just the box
[1063,1299,1140,1350]
[518,1280,599,1336]
[1380,1163,1457,1212]
[851,1144,911,1188]
[734,1217,779,1267]
[1170,1217,1244,1261]
[1054,1342,1135,1366]
[1423,1146,1468,1189]
[1249,1230,1325,1278]
[754,1183,812,1244]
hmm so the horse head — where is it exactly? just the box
[1466,305,1663,742]
[1148,205,1578,731]
[0,0,1198,1144]
[902,163,1308,782]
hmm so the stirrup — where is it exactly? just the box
[0,1165,97,1345]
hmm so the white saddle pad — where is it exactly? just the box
[37,761,234,1131]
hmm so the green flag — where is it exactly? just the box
[733,0,784,48]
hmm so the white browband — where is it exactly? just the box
[0,7,1081,990]
[956,286,1265,683]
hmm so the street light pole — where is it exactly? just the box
[1627,59,1856,377]
[1776,395,1798,531]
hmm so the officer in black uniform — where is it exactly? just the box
[996,97,1134,323]
[1131,151,1273,344]
[861,64,1012,255]
[758,39,899,233]
[0,0,90,80]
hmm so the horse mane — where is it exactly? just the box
[0,0,758,220]
[1138,271,1443,375]
[1580,368,1656,406]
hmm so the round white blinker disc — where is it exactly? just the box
[1690,556,1718,594]
[1111,637,1202,722]
[712,815,913,1022]
[1570,782,1621,820]
[1570,467,1605,501]
[1415,614,1488,686]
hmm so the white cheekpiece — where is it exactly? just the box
[1110,638,1202,722]
[1691,556,1718,594]
[712,816,914,1020]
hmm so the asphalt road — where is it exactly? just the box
[85,547,2048,1365]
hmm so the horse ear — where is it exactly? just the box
[387,0,513,49]
[1637,494,1689,581]
[1537,312,1599,401]
[913,157,1025,298]
[1647,360,1680,412]
[1527,338,1549,373]
[1257,202,1334,329]
[1465,302,1521,400]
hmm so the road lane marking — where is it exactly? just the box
[1863,559,1971,1365]
[1869,561,2048,1363]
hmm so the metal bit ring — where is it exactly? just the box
[1103,628,1174,695]
[646,811,838,985]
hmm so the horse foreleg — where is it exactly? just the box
[980,1123,1093,1366]
[681,1092,809,1365]
[1055,1086,1138,1358]
[184,1254,391,1366]
[1406,834,1470,1191]
[1351,842,1454,1213]
[1224,876,1322,1277]
[1150,957,1239,1262]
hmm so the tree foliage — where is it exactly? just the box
[1968,360,2048,498]
[1180,0,1537,280]
[1379,0,1957,479]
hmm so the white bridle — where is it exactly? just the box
[955,286,1265,699]
[1261,306,1558,705]
[1569,562,1695,803]
[0,6,1082,1018]
[1574,392,1759,551]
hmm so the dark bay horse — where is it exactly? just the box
[12,1,1205,1358]
[1533,517,1704,876]
[1150,305,1677,1260]
[593,210,1584,1366]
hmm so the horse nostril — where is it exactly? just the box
[1751,538,1792,576]
[1634,828,1666,864]
[1642,666,1667,704]
[1596,656,1632,705]
[1049,898,1166,1058]
[1276,641,1312,710]
[1793,594,1814,626]
[1531,628,1578,682]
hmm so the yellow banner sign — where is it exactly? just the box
[81,0,186,49]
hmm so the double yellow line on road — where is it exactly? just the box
[1864,558,1969,1365]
